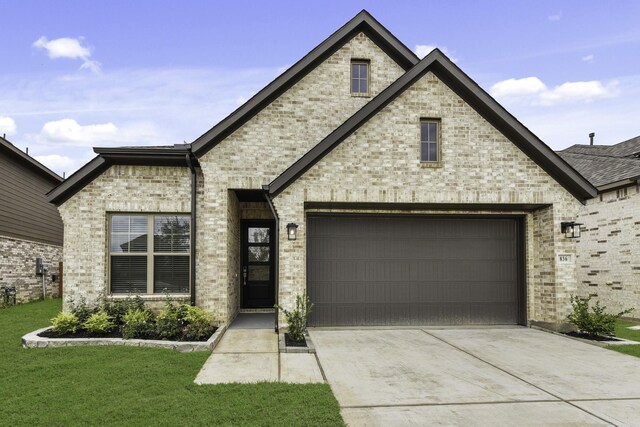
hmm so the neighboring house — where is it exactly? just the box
[0,136,63,303]
[48,11,596,330]
[559,135,640,315]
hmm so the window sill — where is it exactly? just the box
[108,294,190,301]
[420,161,443,168]
[350,92,371,98]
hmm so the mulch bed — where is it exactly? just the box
[284,333,307,347]
[563,331,623,342]
[38,327,217,342]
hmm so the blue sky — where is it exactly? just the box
[1,0,639,176]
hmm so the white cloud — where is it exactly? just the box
[490,77,547,98]
[39,119,117,145]
[33,36,101,72]
[34,154,76,174]
[490,77,618,105]
[582,54,594,63]
[538,80,618,105]
[414,44,458,62]
[0,116,17,136]
[548,12,562,21]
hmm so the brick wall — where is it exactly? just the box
[576,184,640,315]
[0,235,62,303]
[274,70,581,324]
[197,32,406,321]
[57,165,194,311]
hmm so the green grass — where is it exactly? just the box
[608,319,640,358]
[0,300,344,426]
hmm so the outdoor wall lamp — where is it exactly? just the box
[561,222,582,239]
[287,223,299,240]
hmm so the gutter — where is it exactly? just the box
[186,151,197,306]
[262,184,279,333]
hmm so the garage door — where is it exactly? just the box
[307,215,523,326]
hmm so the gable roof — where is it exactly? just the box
[559,135,640,189]
[0,136,63,184]
[190,10,419,157]
[267,49,597,201]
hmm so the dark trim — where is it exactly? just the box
[191,10,418,157]
[517,216,527,325]
[186,151,197,306]
[48,146,198,206]
[0,136,63,183]
[268,49,597,201]
[304,201,551,212]
[234,189,269,202]
[262,185,280,333]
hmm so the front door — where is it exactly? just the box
[241,220,275,308]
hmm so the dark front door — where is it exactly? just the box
[241,220,275,308]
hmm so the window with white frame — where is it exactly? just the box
[109,214,190,294]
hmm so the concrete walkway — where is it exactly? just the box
[311,327,640,426]
[194,316,324,384]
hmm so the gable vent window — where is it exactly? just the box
[351,60,369,95]
[110,214,190,294]
[420,120,440,163]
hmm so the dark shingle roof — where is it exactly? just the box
[558,136,640,188]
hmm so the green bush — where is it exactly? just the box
[276,292,313,343]
[83,312,115,334]
[121,308,154,339]
[567,295,633,337]
[181,306,214,341]
[69,296,99,324]
[51,311,80,334]
[102,295,146,326]
[155,305,183,340]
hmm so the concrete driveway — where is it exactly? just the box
[309,327,640,426]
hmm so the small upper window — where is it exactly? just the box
[420,120,440,162]
[351,60,369,95]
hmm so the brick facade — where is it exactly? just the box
[57,31,584,326]
[0,235,62,303]
[575,184,640,315]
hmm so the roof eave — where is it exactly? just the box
[0,136,63,183]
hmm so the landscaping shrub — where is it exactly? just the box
[276,292,313,343]
[181,306,215,341]
[69,296,99,324]
[102,295,146,326]
[567,295,633,337]
[121,308,155,339]
[51,311,80,334]
[155,304,183,340]
[83,312,115,334]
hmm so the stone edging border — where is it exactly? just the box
[22,323,228,353]
[529,324,638,348]
[278,333,316,353]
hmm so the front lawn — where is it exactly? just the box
[608,319,640,358]
[0,299,344,426]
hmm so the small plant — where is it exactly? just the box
[69,296,99,324]
[121,308,154,339]
[83,312,115,334]
[276,292,313,343]
[181,305,215,341]
[155,304,183,340]
[567,295,633,337]
[102,295,146,326]
[51,311,80,334]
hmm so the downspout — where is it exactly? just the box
[262,184,279,333]
[186,151,197,306]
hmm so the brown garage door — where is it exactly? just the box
[307,215,524,326]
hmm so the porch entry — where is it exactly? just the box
[241,220,276,308]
